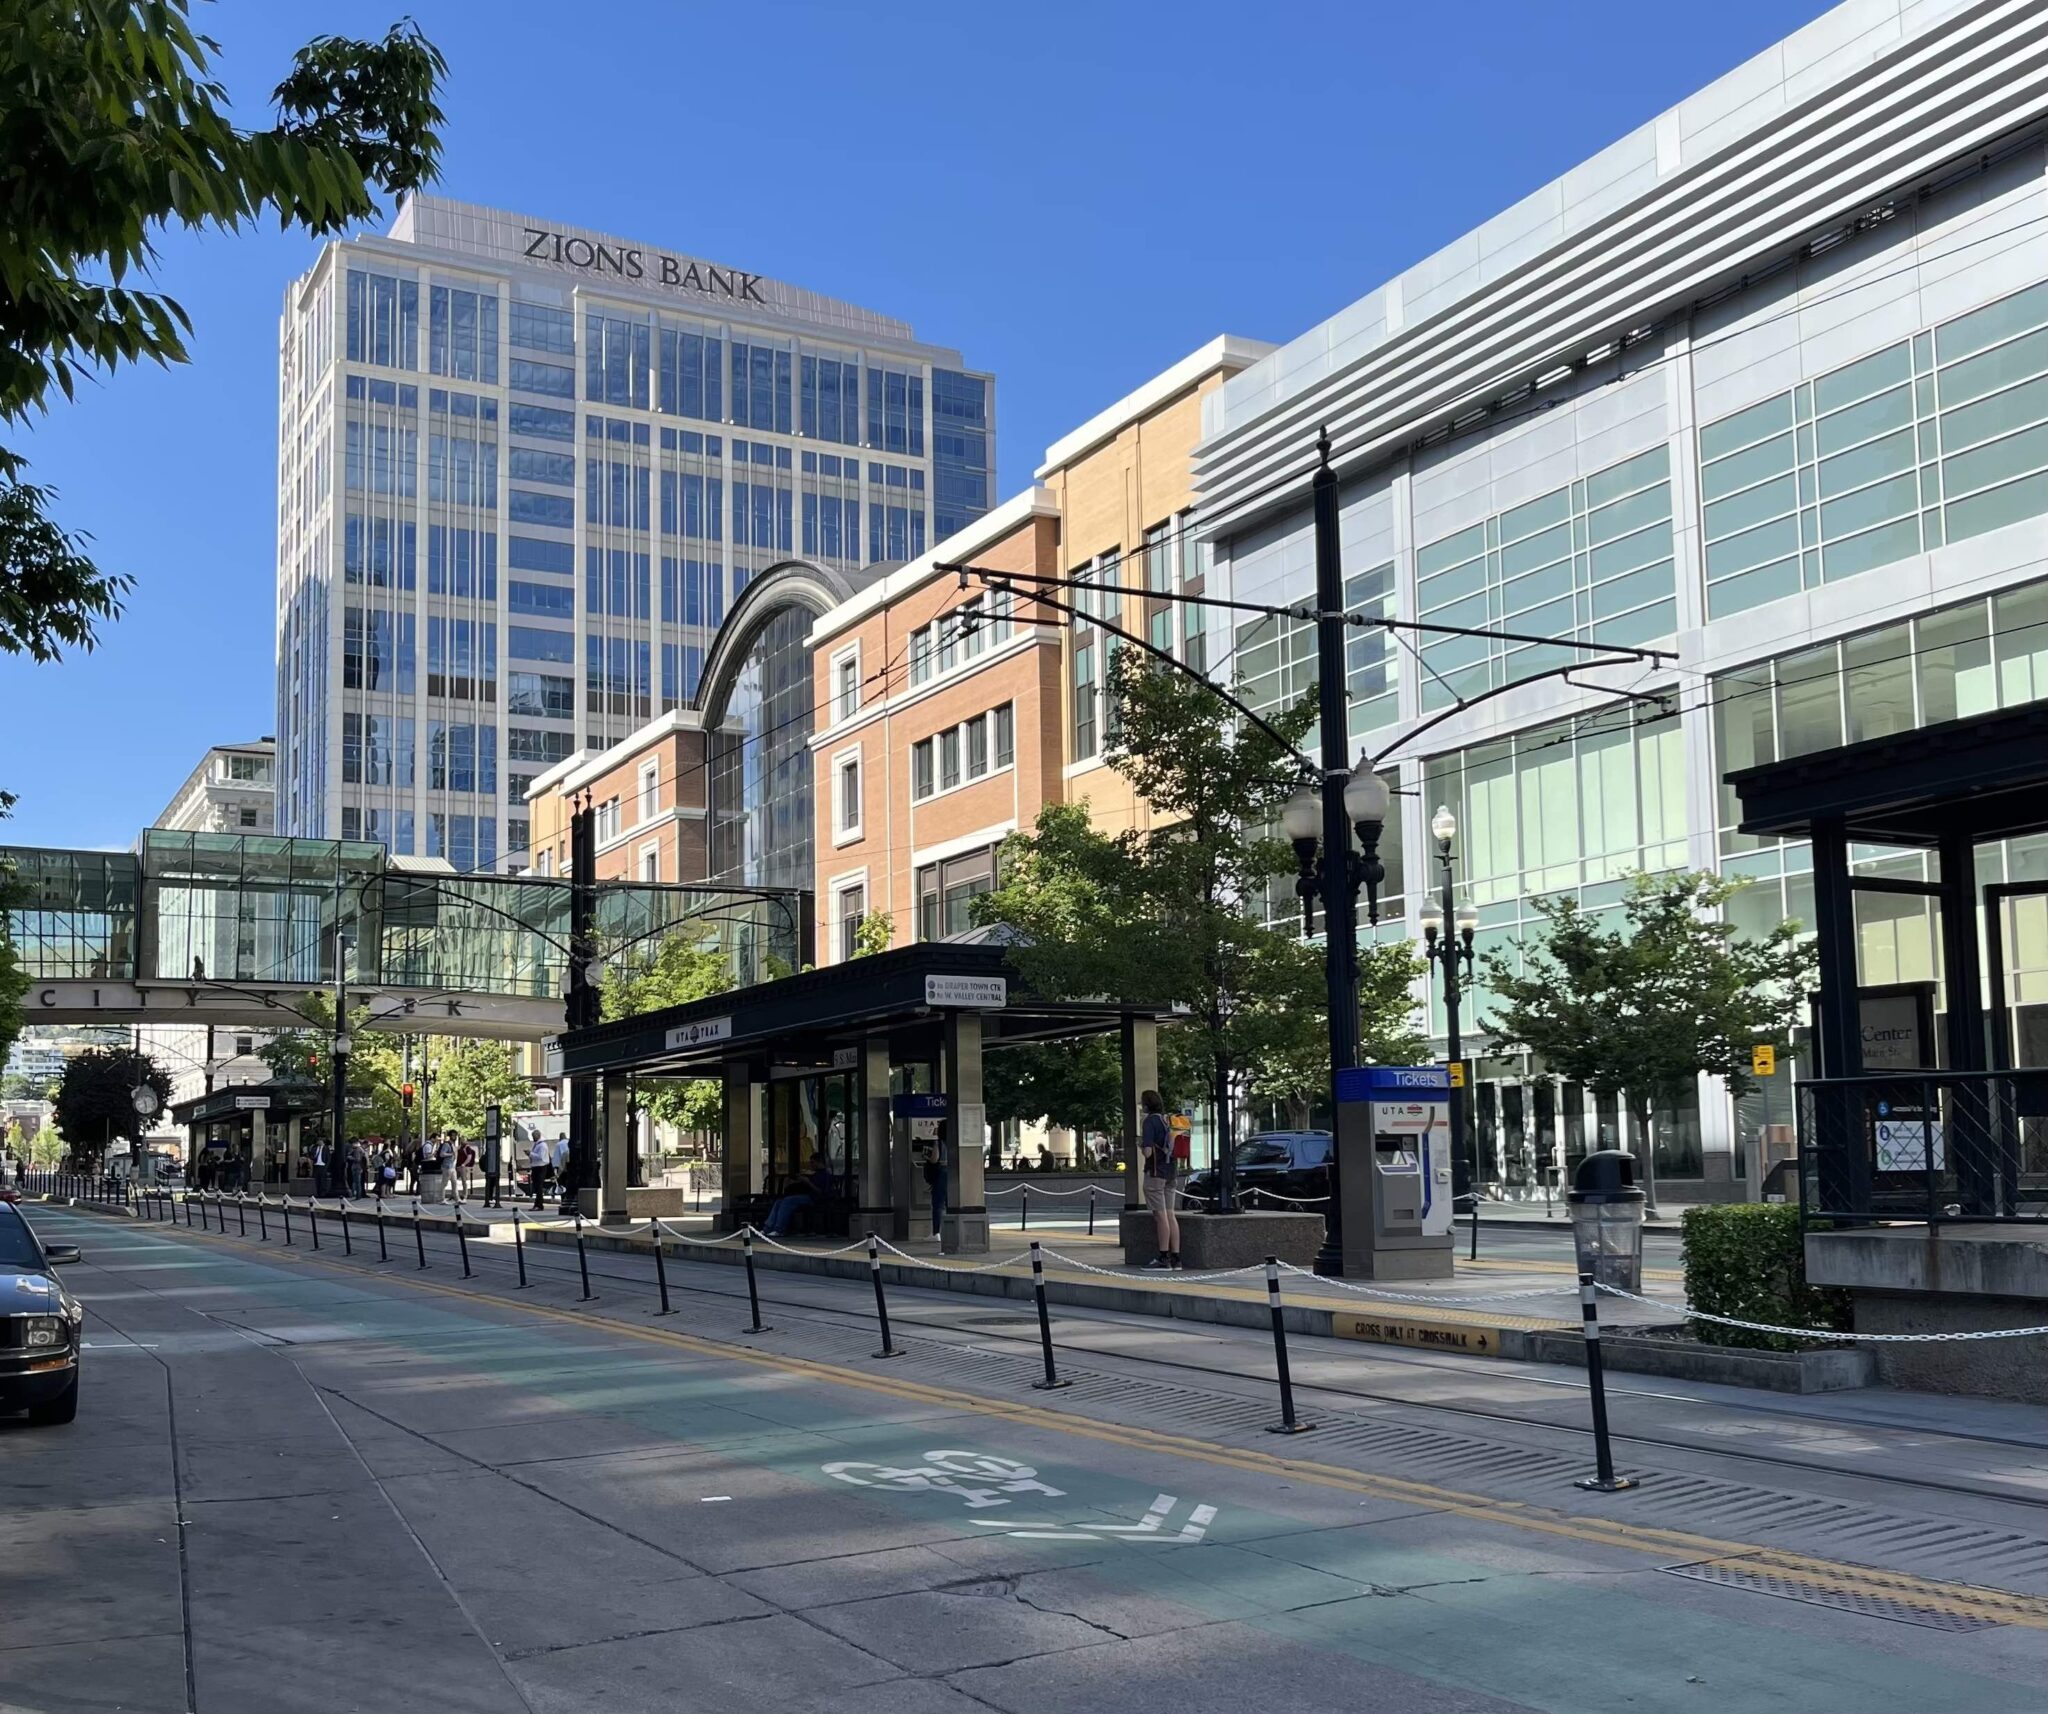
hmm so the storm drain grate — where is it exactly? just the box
[1662,1560,2003,1632]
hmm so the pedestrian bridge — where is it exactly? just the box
[1,831,804,1040]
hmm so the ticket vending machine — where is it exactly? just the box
[1334,1065,1455,1280]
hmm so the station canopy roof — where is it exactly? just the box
[1727,704,2048,848]
[558,941,1180,1080]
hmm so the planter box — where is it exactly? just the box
[1524,1329,1875,1393]
[625,1187,686,1216]
[1121,1208,1322,1270]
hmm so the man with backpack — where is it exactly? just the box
[1140,1089,1181,1270]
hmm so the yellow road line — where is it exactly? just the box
[107,1210,2048,1631]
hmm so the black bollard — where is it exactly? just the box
[413,1199,427,1269]
[867,1233,902,1359]
[1087,1187,1097,1237]
[338,1199,353,1256]
[650,1218,672,1314]
[1028,1241,1070,1390]
[1470,1198,1480,1262]
[512,1208,528,1287]
[1263,1257,1315,1434]
[741,1230,769,1332]
[182,1190,193,1228]
[375,1198,389,1264]
[574,1209,593,1300]
[198,1193,211,1233]
[237,1194,247,1237]
[1020,1185,1030,1231]
[454,1200,472,1278]
[308,1197,320,1250]
[1574,1271,1637,1492]
[282,1196,294,1246]
[257,1194,269,1242]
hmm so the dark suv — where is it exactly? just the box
[1182,1131,1333,1210]
[0,1205,83,1425]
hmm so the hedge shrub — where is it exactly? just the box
[1681,1204,1851,1353]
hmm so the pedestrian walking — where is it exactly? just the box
[453,1133,476,1200]
[1140,1089,1181,1270]
[346,1138,368,1200]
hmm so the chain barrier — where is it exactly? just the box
[985,1183,1107,1198]
[1594,1282,2048,1343]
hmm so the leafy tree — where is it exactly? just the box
[51,1046,169,1164]
[601,933,732,1140]
[977,652,1426,1154]
[850,910,893,959]
[429,1039,531,1139]
[0,844,28,1076]
[257,992,408,1141]
[0,5,447,665]
[1480,870,1815,1209]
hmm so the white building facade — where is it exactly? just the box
[275,195,994,872]
[1196,0,2048,1199]
[153,739,276,835]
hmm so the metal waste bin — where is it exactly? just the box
[1568,1149,1645,1295]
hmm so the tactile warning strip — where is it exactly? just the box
[1663,1559,2005,1631]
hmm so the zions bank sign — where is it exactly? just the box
[522,227,768,305]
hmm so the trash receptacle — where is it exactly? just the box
[1568,1149,1645,1296]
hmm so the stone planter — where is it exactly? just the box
[625,1187,686,1216]
[1120,1208,1322,1270]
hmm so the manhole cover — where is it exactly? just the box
[1663,1561,2002,1632]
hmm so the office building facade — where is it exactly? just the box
[275,195,993,873]
[1194,0,2048,1198]
[152,739,276,836]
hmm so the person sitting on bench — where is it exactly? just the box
[763,1153,836,1236]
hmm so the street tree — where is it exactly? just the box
[1480,869,1815,1208]
[428,1040,531,1139]
[0,5,447,667]
[601,933,733,1143]
[51,1046,169,1165]
[258,994,407,1141]
[977,651,1426,1154]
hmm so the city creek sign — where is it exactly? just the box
[522,228,768,304]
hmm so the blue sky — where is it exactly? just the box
[3,0,1831,848]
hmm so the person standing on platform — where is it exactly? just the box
[1140,1089,1181,1271]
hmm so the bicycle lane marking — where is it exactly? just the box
[82,1208,2048,1636]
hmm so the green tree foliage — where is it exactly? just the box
[976,651,1426,1135]
[850,910,893,959]
[51,1046,169,1162]
[1481,870,1815,1205]
[601,934,732,1136]
[257,993,408,1140]
[427,1039,531,1139]
[0,5,447,664]
[0,841,28,1076]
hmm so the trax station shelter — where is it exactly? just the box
[168,1082,328,1187]
[556,941,1175,1251]
[1727,703,2048,1224]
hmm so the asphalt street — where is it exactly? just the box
[5,1202,2047,1714]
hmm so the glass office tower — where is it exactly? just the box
[276,195,993,870]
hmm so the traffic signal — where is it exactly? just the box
[401,1083,415,1108]
[306,1050,322,1077]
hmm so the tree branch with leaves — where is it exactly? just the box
[1480,869,1815,1208]
[0,4,447,668]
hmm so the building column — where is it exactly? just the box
[719,1063,754,1233]
[1938,827,1999,1213]
[250,1108,267,1181]
[1119,1016,1157,1209]
[941,1011,988,1254]
[596,1076,631,1224]
[857,1035,894,1239]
